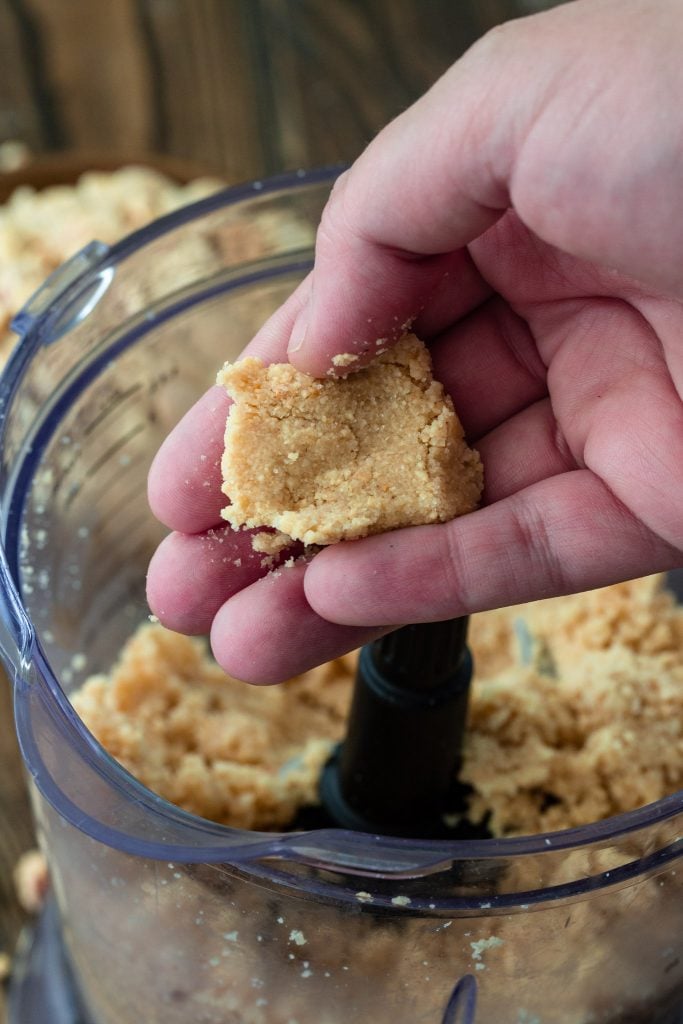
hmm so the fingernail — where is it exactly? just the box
[288,313,308,355]
[288,278,313,356]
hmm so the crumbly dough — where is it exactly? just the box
[72,625,354,830]
[464,575,683,835]
[12,848,49,915]
[216,333,483,545]
[0,166,224,362]
[72,575,682,836]
[250,529,292,556]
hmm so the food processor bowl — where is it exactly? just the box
[0,169,681,1024]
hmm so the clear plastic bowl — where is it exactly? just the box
[0,169,681,1024]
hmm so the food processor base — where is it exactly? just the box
[7,899,683,1024]
[8,900,91,1024]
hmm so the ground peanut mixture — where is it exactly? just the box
[72,575,682,836]
[217,333,483,545]
[0,166,224,361]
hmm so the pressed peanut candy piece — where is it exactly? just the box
[217,333,483,546]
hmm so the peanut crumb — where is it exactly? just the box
[251,531,292,556]
[13,849,49,914]
[331,352,359,367]
[470,936,504,961]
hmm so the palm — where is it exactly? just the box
[434,210,683,563]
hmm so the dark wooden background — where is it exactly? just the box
[0,0,562,1016]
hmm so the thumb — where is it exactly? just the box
[287,0,683,377]
[286,50,511,375]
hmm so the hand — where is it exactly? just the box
[148,0,683,683]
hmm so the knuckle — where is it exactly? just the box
[472,18,525,63]
[509,496,567,597]
[438,524,472,616]
[316,170,359,253]
[552,422,575,471]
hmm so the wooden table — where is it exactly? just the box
[0,0,559,1017]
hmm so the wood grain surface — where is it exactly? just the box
[0,0,560,1015]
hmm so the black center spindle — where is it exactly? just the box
[319,617,473,838]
